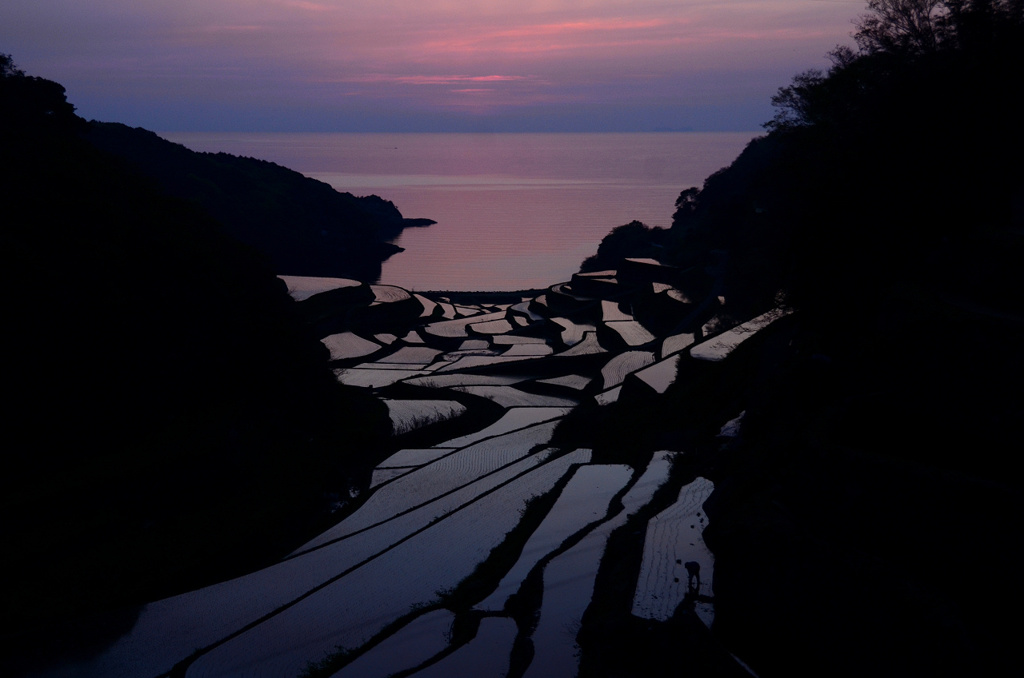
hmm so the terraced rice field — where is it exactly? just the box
[383,399,467,435]
[332,609,456,678]
[690,308,791,361]
[526,452,677,677]
[478,464,633,612]
[279,275,363,301]
[601,350,657,389]
[322,332,382,361]
[44,271,788,678]
[632,477,716,625]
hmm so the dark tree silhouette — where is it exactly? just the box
[579,220,666,272]
[3,56,390,668]
[855,0,946,54]
[1,52,24,77]
[576,7,1023,673]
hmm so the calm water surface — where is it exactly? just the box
[161,133,757,291]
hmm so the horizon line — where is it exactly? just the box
[155,128,765,135]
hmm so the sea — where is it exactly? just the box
[160,132,758,291]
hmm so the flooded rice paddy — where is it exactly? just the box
[41,265,791,677]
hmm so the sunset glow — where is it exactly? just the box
[1,0,866,131]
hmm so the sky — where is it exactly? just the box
[1,1,866,132]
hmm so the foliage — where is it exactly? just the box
[2,56,390,659]
[579,220,666,272]
[767,0,1024,133]
[1,52,24,77]
[653,0,1024,316]
[574,7,1023,673]
[854,0,1024,54]
[1,53,80,139]
[855,0,947,55]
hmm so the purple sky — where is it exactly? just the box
[1,1,865,132]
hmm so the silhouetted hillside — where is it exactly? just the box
[2,54,390,667]
[575,2,1023,675]
[84,122,433,281]
[589,0,1023,321]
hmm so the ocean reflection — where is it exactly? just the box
[161,132,757,291]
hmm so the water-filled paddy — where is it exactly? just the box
[43,267,764,677]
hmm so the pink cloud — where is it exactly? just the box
[387,75,532,85]
[491,17,673,38]
[420,16,683,55]
[0,0,863,130]
[196,25,265,34]
[318,74,537,86]
[280,1,333,11]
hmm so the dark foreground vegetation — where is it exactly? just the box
[3,1,1022,675]
[575,1,1023,675]
[2,54,397,673]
